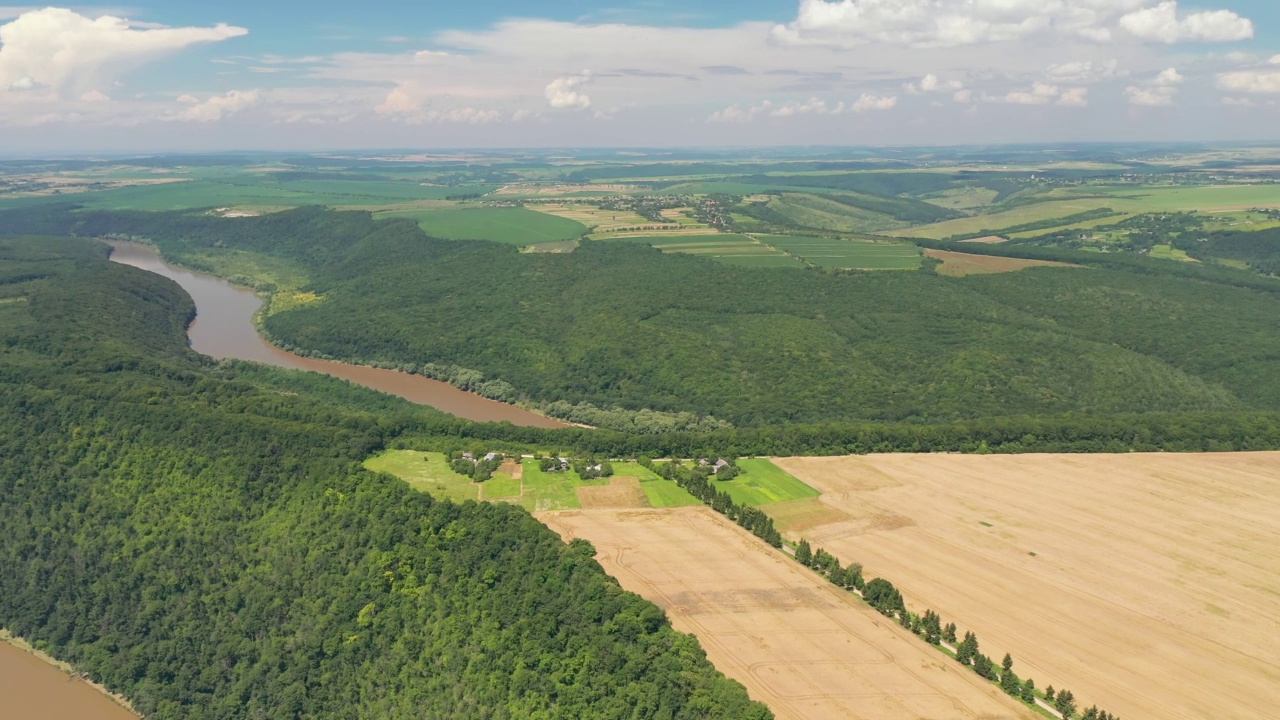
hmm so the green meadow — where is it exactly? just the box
[384,207,588,244]
[713,459,820,507]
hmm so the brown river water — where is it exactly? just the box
[106,241,565,428]
[0,642,138,719]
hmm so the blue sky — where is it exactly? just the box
[2,1,1280,151]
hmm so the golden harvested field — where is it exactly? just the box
[925,249,1076,276]
[773,453,1280,720]
[528,203,650,230]
[539,507,1038,720]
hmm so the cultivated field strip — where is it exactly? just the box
[539,507,1037,720]
[775,453,1280,720]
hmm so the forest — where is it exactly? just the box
[5,204,1280,429]
[0,236,769,719]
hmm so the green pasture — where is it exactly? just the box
[0,177,496,212]
[765,193,910,234]
[482,475,522,500]
[384,207,588,244]
[763,234,922,269]
[714,459,820,507]
[715,253,807,268]
[363,450,477,503]
[615,462,701,507]
[899,183,1280,240]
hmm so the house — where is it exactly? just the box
[587,463,603,473]
[712,459,731,474]
[483,452,501,462]
[461,452,476,461]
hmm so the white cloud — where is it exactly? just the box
[0,7,247,96]
[708,100,773,123]
[1217,69,1280,94]
[1119,1,1253,43]
[79,89,109,103]
[906,72,963,94]
[545,72,591,109]
[429,107,500,124]
[167,89,260,122]
[1057,87,1089,106]
[375,85,419,115]
[850,92,896,112]
[1045,59,1123,83]
[771,97,835,116]
[952,88,972,104]
[1125,85,1177,106]
[1155,67,1184,86]
[771,0,1253,49]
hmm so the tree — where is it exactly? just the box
[794,539,812,567]
[1056,689,1077,719]
[1021,678,1036,704]
[973,653,995,680]
[942,622,957,644]
[955,631,978,666]
[1045,686,1055,702]
[862,578,904,617]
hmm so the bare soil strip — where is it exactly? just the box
[539,507,1037,720]
[925,249,1076,276]
[773,453,1280,720]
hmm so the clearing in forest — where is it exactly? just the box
[539,507,1038,720]
[925,249,1076,276]
[772,452,1280,720]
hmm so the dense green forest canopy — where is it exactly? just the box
[5,204,1280,426]
[0,236,769,719]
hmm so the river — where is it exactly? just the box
[106,241,566,428]
[0,641,138,720]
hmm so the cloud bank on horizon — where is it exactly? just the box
[0,1,1278,150]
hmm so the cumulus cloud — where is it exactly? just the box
[771,0,1253,48]
[1155,67,1184,86]
[1057,87,1090,106]
[1125,85,1176,106]
[1118,1,1252,43]
[1045,59,1123,84]
[0,7,247,96]
[707,101,772,123]
[1124,66,1183,106]
[906,73,963,94]
[1000,82,1088,107]
[375,85,419,115]
[1217,69,1280,94]
[545,72,591,109]
[167,89,260,122]
[850,93,897,112]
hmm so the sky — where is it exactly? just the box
[2,1,1280,152]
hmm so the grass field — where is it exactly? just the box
[897,184,1280,239]
[481,474,522,500]
[380,207,587,244]
[0,176,494,212]
[363,450,477,503]
[766,193,910,234]
[762,234,922,269]
[773,452,1280,720]
[539,507,1038,720]
[713,459,820,507]
[614,233,802,267]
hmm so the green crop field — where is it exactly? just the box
[611,233,800,266]
[763,234,922,269]
[0,177,496,212]
[363,450,477,503]
[898,184,1280,240]
[482,475,522,499]
[383,207,588,244]
[640,479,702,507]
[714,459,820,507]
[764,193,911,233]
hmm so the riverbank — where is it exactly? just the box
[1,629,140,719]
[106,240,568,428]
